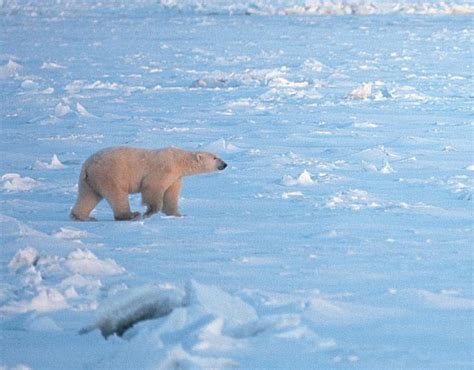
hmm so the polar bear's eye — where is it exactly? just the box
[213,156,217,160]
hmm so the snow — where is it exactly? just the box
[1,0,473,369]
[1,174,38,192]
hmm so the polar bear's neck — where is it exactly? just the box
[180,151,203,177]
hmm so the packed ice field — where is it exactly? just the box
[1,0,473,369]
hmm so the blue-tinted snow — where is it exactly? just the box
[1,1,473,369]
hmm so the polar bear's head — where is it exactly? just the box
[195,152,227,173]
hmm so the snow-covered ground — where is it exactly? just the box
[1,1,473,369]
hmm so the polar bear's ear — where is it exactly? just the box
[195,153,203,162]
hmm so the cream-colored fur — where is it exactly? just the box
[71,147,227,221]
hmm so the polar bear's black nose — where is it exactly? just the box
[218,162,227,171]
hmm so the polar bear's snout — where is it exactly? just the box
[218,160,227,171]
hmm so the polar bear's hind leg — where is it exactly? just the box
[70,175,103,221]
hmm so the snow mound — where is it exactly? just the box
[52,227,89,239]
[326,189,382,210]
[353,145,401,162]
[348,82,373,99]
[185,280,258,327]
[379,160,396,174]
[26,315,62,332]
[20,79,39,91]
[8,247,39,272]
[80,280,258,341]
[353,121,378,129]
[301,58,332,72]
[28,288,70,313]
[65,249,126,276]
[64,80,121,94]
[191,68,288,89]
[85,80,120,90]
[191,77,232,89]
[54,102,72,117]
[445,175,473,200]
[160,346,238,370]
[34,154,65,170]
[202,138,243,154]
[390,85,427,101]
[1,173,37,192]
[406,289,474,310]
[0,214,46,238]
[347,81,391,100]
[59,274,102,289]
[303,296,394,324]
[268,77,309,89]
[1,239,122,316]
[41,62,65,69]
[0,59,22,79]
[282,191,304,199]
[4,288,70,315]
[80,285,185,338]
[76,102,94,117]
[282,170,316,186]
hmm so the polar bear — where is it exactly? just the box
[70,147,227,221]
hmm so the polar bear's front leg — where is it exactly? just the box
[141,182,164,218]
[162,180,182,217]
[105,191,140,221]
[144,199,162,218]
